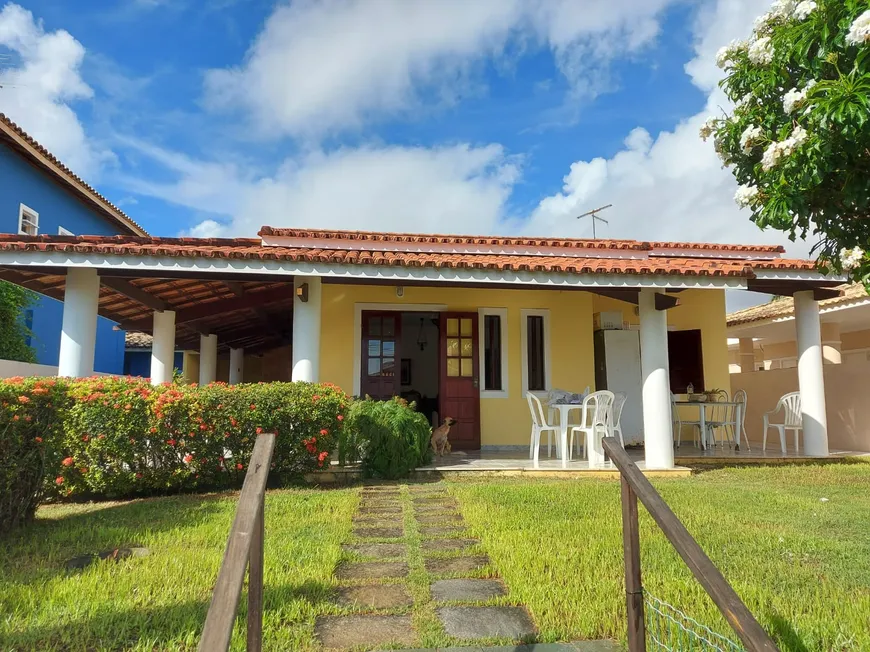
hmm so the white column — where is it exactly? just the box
[794,291,829,456]
[150,310,176,385]
[820,322,842,365]
[292,276,322,382]
[639,289,675,469]
[58,267,100,378]
[229,347,244,385]
[738,337,756,373]
[199,333,218,385]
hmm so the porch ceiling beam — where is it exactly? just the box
[121,285,296,331]
[99,277,168,312]
[746,279,843,300]
[224,281,291,340]
[581,287,680,310]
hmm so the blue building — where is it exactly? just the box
[0,113,149,373]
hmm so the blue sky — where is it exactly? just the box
[0,0,794,268]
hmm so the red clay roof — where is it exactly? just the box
[0,234,818,278]
[0,113,148,237]
[258,227,786,254]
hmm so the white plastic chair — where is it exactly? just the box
[672,393,702,449]
[611,392,627,447]
[732,389,749,451]
[705,390,731,448]
[569,390,615,462]
[763,392,802,453]
[527,392,558,468]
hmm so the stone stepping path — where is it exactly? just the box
[316,482,538,650]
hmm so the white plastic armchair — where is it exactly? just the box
[763,392,801,453]
[527,392,558,468]
[569,390,615,464]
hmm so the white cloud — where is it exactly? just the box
[0,2,110,178]
[204,0,678,138]
[120,140,520,237]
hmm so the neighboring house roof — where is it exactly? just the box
[0,113,148,237]
[0,232,820,278]
[727,283,869,327]
[125,332,153,349]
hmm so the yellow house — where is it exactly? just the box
[0,227,845,469]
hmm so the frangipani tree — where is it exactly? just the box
[703,0,870,283]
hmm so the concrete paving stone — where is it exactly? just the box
[359,498,402,507]
[436,606,536,640]
[362,485,403,492]
[424,556,490,575]
[334,583,414,609]
[316,614,416,649]
[420,538,479,553]
[342,543,407,558]
[336,561,409,580]
[358,505,403,515]
[420,525,468,537]
[354,526,404,539]
[430,579,506,602]
[389,644,619,651]
[411,495,453,503]
[416,513,464,525]
[353,515,405,526]
[414,504,460,514]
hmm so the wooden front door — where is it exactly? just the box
[360,312,400,400]
[439,313,481,450]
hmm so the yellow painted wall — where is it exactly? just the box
[320,284,595,447]
[319,284,731,447]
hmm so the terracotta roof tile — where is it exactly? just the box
[728,283,867,326]
[0,234,818,279]
[258,227,785,254]
[0,113,148,236]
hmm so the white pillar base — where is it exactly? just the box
[199,334,218,386]
[229,347,244,385]
[639,289,675,470]
[292,276,322,382]
[795,291,829,456]
[58,267,100,378]
[151,310,176,385]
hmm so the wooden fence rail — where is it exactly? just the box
[601,437,778,652]
[198,433,276,652]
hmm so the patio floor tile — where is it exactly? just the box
[430,579,506,602]
[336,561,409,579]
[316,614,416,649]
[342,543,407,558]
[424,556,490,575]
[334,584,414,609]
[436,606,536,640]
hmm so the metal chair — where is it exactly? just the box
[732,389,749,450]
[763,392,802,453]
[569,390,615,462]
[705,390,731,448]
[527,392,558,468]
[672,392,702,449]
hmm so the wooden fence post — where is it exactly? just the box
[246,493,265,652]
[621,475,646,652]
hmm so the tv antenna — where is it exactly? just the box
[576,203,612,239]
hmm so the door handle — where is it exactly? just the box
[473,377,479,388]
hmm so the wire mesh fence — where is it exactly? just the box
[645,593,745,651]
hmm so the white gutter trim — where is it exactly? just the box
[752,269,846,283]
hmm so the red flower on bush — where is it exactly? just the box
[62,457,74,467]
[136,472,143,479]
[230,418,238,427]
[31,387,48,395]
[337,414,344,421]
[17,395,29,403]
[55,476,64,485]
[12,415,18,421]
[256,427,263,434]
[82,435,89,442]
[236,463,244,470]
[320,428,328,436]
[199,424,207,431]
[124,404,132,410]
[250,404,256,410]
[34,436,42,443]
[80,467,88,474]
[98,434,105,440]
[313,395,320,402]
[167,439,177,446]
[318,451,329,461]
[183,454,194,464]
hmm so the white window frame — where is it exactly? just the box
[478,307,509,399]
[520,308,551,397]
[58,226,74,236]
[18,204,39,236]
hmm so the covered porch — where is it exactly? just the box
[0,228,846,471]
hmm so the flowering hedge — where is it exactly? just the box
[1,377,346,529]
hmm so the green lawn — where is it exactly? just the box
[451,461,870,651]
[1,462,869,651]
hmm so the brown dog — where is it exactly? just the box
[430,417,457,458]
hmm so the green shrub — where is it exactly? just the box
[0,377,348,519]
[347,397,432,479]
[0,377,70,530]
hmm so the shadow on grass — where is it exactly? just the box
[686,456,870,474]
[3,580,332,651]
[768,612,811,652]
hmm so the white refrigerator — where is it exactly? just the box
[593,329,644,445]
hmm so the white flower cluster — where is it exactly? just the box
[699,118,717,142]
[840,247,865,272]
[846,10,870,46]
[761,125,809,170]
[794,1,817,20]
[783,80,816,114]
[740,125,764,154]
[715,40,748,69]
[748,36,774,65]
[734,184,760,208]
[751,1,815,41]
